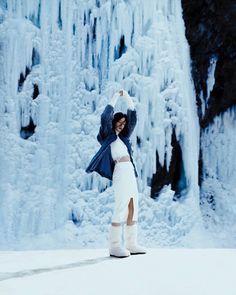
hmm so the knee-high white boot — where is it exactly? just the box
[125,223,146,255]
[109,225,130,258]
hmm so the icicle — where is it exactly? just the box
[206,55,217,104]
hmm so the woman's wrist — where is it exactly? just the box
[127,99,135,110]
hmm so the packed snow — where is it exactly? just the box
[0,249,236,295]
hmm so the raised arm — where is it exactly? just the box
[97,92,119,144]
[123,90,137,137]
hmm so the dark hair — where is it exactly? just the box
[112,112,128,135]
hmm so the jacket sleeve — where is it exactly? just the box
[126,108,137,138]
[97,104,114,144]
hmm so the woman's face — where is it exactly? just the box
[115,117,126,133]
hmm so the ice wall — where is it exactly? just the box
[0,0,200,246]
[200,106,236,245]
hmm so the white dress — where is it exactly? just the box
[110,135,139,223]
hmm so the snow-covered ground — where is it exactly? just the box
[0,249,235,295]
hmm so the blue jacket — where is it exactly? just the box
[86,104,138,180]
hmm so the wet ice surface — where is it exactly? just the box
[0,249,235,295]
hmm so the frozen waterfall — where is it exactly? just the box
[0,0,202,248]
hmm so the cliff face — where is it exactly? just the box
[181,0,236,128]
[181,0,236,238]
[182,0,236,187]
[151,0,236,200]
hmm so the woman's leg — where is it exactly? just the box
[125,197,146,255]
[127,198,135,225]
[110,196,130,258]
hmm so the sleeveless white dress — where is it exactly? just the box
[110,135,139,223]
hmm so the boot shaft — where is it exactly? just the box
[125,223,146,255]
[109,225,130,258]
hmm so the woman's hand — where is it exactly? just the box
[109,89,134,109]
[121,89,129,98]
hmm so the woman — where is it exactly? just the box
[86,90,146,258]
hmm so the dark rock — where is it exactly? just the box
[18,67,31,92]
[151,129,187,200]
[20,117,36,140]
[182,0,236,128]
[151,1,236,199]
[32,84,39,100]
